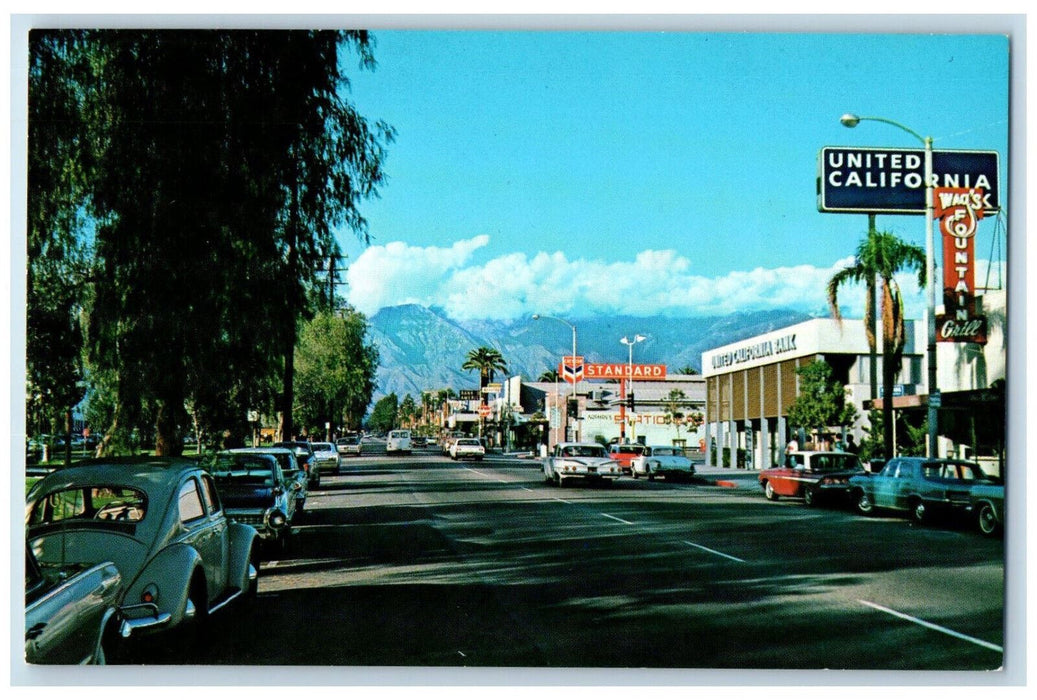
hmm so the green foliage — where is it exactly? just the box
[661,389,702,439]
[27,30,393,455]
[366,393,399,434]
[786,360,858,441]
[827,227,925,460]
[294,309,380,436]
[462,347,508,396]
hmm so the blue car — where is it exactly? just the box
[848,457,998,525]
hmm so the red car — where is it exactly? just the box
[607,443,646,474]
[759,451,865,506]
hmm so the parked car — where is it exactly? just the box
[848,457,997,524]
[273,441,319,488]
[25,548,122,664]
[440,433,463,456]
[386,429,412,455]
[758,451,866,506]
[210,451,301,554]
[630,445,698,481]
[25,458,259,654]
[970,481,1005,537]
[228,447,308,514]
[336,434,363,458]
[310,441,341,476]
[543,442,621,486]
[607,443,646,474]
[412,436,428,448]
[449,437,485,461]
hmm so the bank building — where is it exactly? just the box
[700,288,1005,476]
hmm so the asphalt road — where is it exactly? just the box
[157,449,1006,674]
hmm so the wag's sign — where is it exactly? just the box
[934,187,988,344]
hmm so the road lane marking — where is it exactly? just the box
[857,599,1003,653]
[682,540,746,563]
[600,513,634,525]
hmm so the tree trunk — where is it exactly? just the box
[63,408,73,467]
[154,397,184,457]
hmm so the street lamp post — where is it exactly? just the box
[619,335,646,443]
[840,113,938,458]
[533,314,579,441]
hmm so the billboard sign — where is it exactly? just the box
[934,186,988,344]
[817,147,1000,215]
[583,363,667,380]
[559,355,584,384]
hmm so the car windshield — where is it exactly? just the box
[562,445,606,458]
[812,454,863,472]
[338,437,360,445]
[210,455,276,486]
[27,485,148,527]
[458,439,480,445]
[653,447,678,456]
[313,443,334,452]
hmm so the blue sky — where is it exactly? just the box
[331,30,1008,321]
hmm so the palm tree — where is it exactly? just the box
[461,347,508,404]
[538,369,561,382]
[827,228,925,460]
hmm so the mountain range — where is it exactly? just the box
[366,304,813,402]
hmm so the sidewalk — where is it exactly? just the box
[692,464,761,491]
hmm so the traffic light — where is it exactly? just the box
[566,398,578,417]
[627,392,635,410]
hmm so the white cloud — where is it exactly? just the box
[345,237,944,321]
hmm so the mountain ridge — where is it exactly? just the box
[366,304,814,400]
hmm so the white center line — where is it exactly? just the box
[857,599,1003,653]
[682,540,746,563]
[600,513,634,525]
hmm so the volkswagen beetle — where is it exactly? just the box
[25,458,259,657]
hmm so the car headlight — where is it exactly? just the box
[266,508,287,529]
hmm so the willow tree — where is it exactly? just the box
[28,30,393,456]
[827,229,925,460]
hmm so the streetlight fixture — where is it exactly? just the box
[533,314,579,441]
[840,113,938,458]
[619,335,647,443]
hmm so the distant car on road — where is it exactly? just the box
[848,457,997,524]
[25,458,259,656]
[336,434,363,458]
[25,548,122,665]
[310,442,341,475]
[608,443,646,474]
[449,438,485,461]
[630,445,698,481]
[543,442,621,487]
[386,430,412,455]
[758,451,865,506]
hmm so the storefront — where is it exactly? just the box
[701,317,922,469]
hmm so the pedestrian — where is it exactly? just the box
[786,437,799,454]
[845,435,858,454]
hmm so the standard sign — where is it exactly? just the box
[817,147,1000,215]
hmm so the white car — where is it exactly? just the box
[630,445,698,481]
[310,442,341,475]
[449,438,485,461]
[336,435,363,457]
[543,442,621,486]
